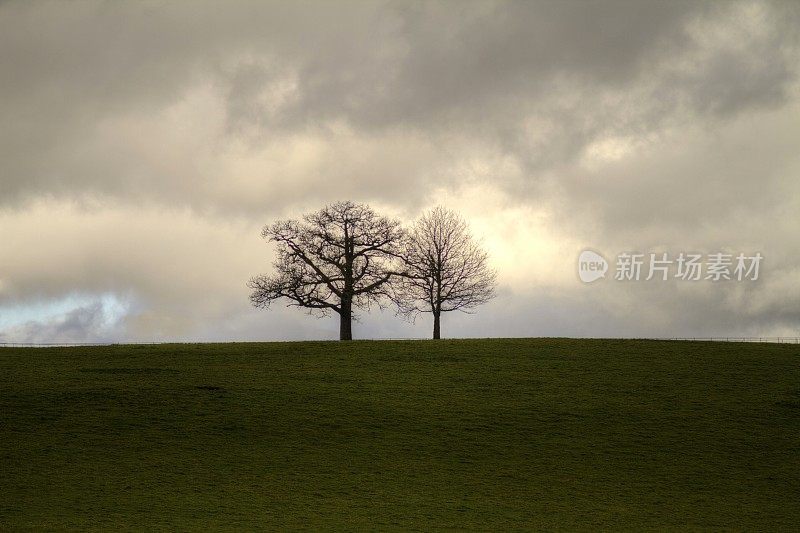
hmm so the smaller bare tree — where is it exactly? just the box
[395,206,496,339]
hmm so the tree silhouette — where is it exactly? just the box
[394,206,496,339]
[248,201,403,340]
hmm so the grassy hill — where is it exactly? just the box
[1,339,799,530]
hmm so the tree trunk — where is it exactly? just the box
[432,311,441,340]
[339,298,353,341]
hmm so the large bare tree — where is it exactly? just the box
[248,201,404,340]
[395,206,496,339]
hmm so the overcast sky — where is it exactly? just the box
[1,0,799,343]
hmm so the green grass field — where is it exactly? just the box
[1,339,799,530]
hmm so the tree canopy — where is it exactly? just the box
[248,201,404,340]
[393,206,496,339]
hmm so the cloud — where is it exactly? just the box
[0,296,125,344]
[0,0,798,341]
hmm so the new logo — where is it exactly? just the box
[578,250,608,283]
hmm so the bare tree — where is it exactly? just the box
[248,201,404,340]
[395,206,496,339]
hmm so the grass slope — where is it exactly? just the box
[1,339,799,530]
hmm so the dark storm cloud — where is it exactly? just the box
[3,0,796,209]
